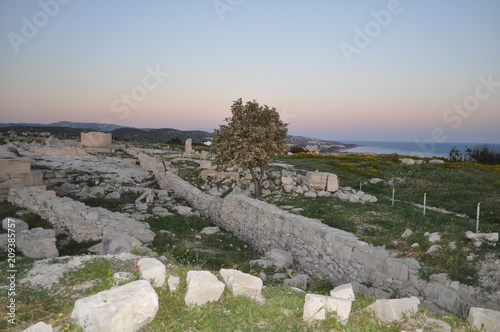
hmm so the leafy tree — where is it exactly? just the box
[211,98,288,197]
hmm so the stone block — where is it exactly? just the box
[326,174,339,192]
[220,268,264,302]
[138,258,166,288]
[468,307,500,332]
[281,176,294,185]
[284,274,308,291]
[0,157,31,173]
[19,172,43,186]
[185,271,225,306]
[18,228,58,258]
[330,283,355,301]
[81,132,112,148]
[265,248,293,269]
[71,280,159,332]
[303,293,352,323]
[100,233,141,255]
[366,297,420,322]
[400,158,415,165]
[304,171,329,190]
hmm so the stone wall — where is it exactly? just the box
[137,153,499,317]
[8,187,155,244]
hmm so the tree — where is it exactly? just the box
[211,98,289,197]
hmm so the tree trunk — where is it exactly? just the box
[248,164,264,198]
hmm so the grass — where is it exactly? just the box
[263,153,500,286]
[78,191,140,212]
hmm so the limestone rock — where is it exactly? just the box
[104,191,121,199]
[2,217,29,232]
[200,226,220,235]
[81,132,112,148]
[152,206,173,217]
[428,232,441,243]
[326,173,339,192]
[138,258,166,288]
[304,191,317,198]
[185,271,225,306]
[429,159,445,164]
[22,321,53,332]
[468,307,500,332]
[265,249,293,269]
[401,229,414,238]
[303,293,352,323]
[400,158,415,165]
[168,275,180,292]
[281,176,293,185]
[18,228,58,258]
[284,274,308,291]
[427,318,452,332]
[465,231,498,244]
[304,171,329,190]
[71,280,159,332]
[426,245,441,254]
[174,205,194,216]
[220,268,264,302]
[330,283,355,301]
[100,233,141,255]
[366,297,420,322]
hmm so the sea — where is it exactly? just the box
[341,141,500,158]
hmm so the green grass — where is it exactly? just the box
[269,153,500,286]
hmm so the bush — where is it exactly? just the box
[465,145,500,164]
[289,145,308,154]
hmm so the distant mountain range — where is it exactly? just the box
[0,121,355,150]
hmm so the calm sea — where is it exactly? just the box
[341,141,500,158]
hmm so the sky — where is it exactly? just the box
[0,0,499,144]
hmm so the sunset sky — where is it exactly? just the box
[1,1,499,143]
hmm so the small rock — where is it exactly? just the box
[428,232,441,243]
[168,275,180,292]
[185,271,225,306]
[200,226,220,235]
[284,274,308,291]
[138,258,166,288]
[330,283,355,301]
[303,294,352,323]
[426,245,441,254]
[304,191,317,198]
[22,321,53,332]
[411,243,420,248]
[365,297,420,322]
[105,191,121,199]
[2,217,29,232]
[265,249,293,269]
[401,229,414,238]
[427,318,452,332]
[220,268,264,302]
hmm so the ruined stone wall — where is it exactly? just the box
[8,187,154,244]
[137,153,498,317]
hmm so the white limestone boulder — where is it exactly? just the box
[330,283,355,301]
[18,228,58,258]
[265,248,293,269]
[365,297,420,322]
[168,275,180,292]
[184,271,225,306]
[284,274,308,291]
[303,293,352,323]
[100,233,141,255]
[400,158,415,165]
[200,226,220,235]
[2,217,29,232]
[22,321,53,332]
[220,268,264,302]
[138,258,166,288]
[468,307,500,332]
[71,280,159,332]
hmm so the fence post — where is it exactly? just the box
[476,203,481,233]
[423,193,427,216]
